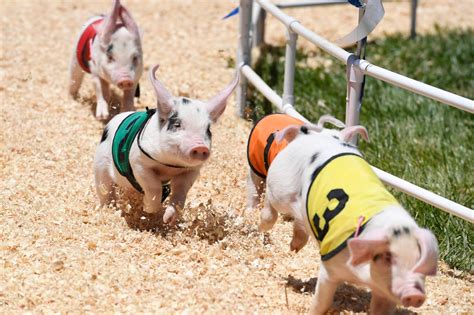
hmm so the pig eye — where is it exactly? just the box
[173,121,181,128]
[132,55,139,66]
[107,54,115,63]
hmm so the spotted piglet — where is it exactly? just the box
[94,65,239,225]
[259,124,438,314]
[69,0,143,120]
[246,114,345,210]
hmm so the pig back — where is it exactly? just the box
[306,153,399,261]
[75,16,104,73]
[247,114,304,178]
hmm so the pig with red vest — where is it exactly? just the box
[94,65,239,225]
[69,0,143,121]
[246,113,345,210]
[259,124,438,314]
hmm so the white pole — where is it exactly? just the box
[236,0,254,117]
[283,28,298,106]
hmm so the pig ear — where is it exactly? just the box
[348,232,389,266]
[275,125,302,144]
[340,125,370,143]
[317,115,345,129]
[413,229,439,276]
[149,64,175,119]
[119,5,140,38]
[99,0,121,45]
[206,72,240,122]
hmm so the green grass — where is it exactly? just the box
[249,27,473,271]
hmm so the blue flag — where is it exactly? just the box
[348,0,365,7]
[222,7,239,20]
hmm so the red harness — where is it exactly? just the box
[76,17,104,73]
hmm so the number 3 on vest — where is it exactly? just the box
[313,189,349,241]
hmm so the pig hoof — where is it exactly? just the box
[96,114,109,121]
[258,222,271,232]
[163,207,178,226]
[290,241,303,253]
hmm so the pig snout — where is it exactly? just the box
[396,279,426,308]
[117,79,134,90]
[401,287,425,307]
[190,146,209,161]
[113,70,134,90]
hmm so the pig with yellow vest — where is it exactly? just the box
[259,123,438,314]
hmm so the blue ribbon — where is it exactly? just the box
[348,0,365,7]
[222,6,239,20]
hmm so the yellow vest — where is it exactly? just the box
[306,153,399,260]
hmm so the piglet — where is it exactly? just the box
[94,65,239,225]
[259,124,438,314]
[246,114,345,210]
[69,0,143,120]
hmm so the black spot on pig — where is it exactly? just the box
[107,44,113,53]
[167,112,181,131]
[181,97,190,104]
[100,126,108,143]
[341,142,356,149]
[310,153,319,164]
[206,124,212,140]
[393,228,401,237]
[403,226,411,234]
[300,126,308,134]
[332,136,339,140]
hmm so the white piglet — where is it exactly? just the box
[69,0,143,120]
[94,65,238,225]
[260,124,438,314]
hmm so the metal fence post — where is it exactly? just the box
[282,28,298,108]
[345,5,367,145]
[410,0,418,39]
[236,0,253,117]
[253,3,266,47]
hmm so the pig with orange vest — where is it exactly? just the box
[246,113,346,210]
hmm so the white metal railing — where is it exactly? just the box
[236,0,474,223]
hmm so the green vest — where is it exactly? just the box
[111,109,170,202]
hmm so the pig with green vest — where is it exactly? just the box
[94,65,238,225]
[259,124,439,314]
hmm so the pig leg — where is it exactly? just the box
[121,84,137,113]
[310,265,339,315]
[290,219,309,252]
[68,55,84,99]
[163,170,200,225]
[141,180,164,214]
[93,76,111,121]
[369,292,396,315]
[94,169,116,206]
[246,169,265,210]
[258,197,278,232]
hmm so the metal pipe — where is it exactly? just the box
[410,0,418,39]
[253,3,266,47]
[345,5,367,146]
[373,167,474,223]
[241,65,310,123]
[236,0,254,117]
[257,0,474,113]
[357,60,474,113]
[283,29,298,106]
[276,0,347,8]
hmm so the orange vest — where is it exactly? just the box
[247,114,305,178]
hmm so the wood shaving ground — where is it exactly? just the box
[1,0,472,313]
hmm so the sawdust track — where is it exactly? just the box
[1,1,472,313]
